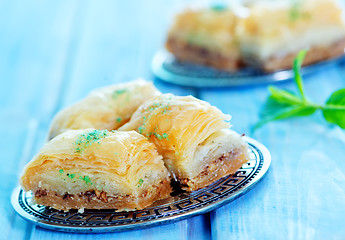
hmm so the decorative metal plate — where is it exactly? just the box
[11,137,270,233]
[152,50,345,87]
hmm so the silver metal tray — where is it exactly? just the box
[152,50,344,87]
[11,136,271,233]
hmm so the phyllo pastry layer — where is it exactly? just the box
[166,7,242,71]
[49,79,161,139]
[20,129,171,211]
[119,94,250,191]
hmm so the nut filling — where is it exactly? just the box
[180,149,248,191]
[32,178,172,211]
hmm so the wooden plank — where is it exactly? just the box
[0,1,87,239]
[202,65,345,239]
[31,214,211,240]
[10,1,210,239]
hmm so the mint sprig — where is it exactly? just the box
[254,50,345,130]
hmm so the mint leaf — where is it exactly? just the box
[322,89,345,129]
[293,49,307,100]
[260,96,316,118]
[268,86,303,105]
[255,50,345,131]
[254,96,317,130]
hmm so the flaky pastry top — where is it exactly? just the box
[167,7,240,56]
[119,94,231,176]
[237,0,345,59]
[20,129,169,196]
[49,79,161,139]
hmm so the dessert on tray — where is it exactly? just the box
[165,0,345,72]
[119,94,250,191]
[19,81,250,211]
[20,129,171,211]
[49,79,161,139]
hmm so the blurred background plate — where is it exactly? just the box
[11,137,270,233]
[152,50,345,87]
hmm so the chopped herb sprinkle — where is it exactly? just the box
[145,100,171,115]
[289,4,300,21]
[59,169,64,174]
[80,175,92,185]
[211,5,227,12]
[74,129,109,154]
[162,133,169,140]
[154,132,163,140]
[67,173,75,179]
[289,2,310,21]
[138,98,172,140]
[112,89,127,99]
[144,132,170,141]
[137,178,144,187]
[138,126,145,134]
[116,117,122,122]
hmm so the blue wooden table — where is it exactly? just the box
[1,1,345,239]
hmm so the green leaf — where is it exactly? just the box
[322,88,345,129]
[255,96,317,130]
[268,86,303,105]
[253,50,345,131]
[293,49,307,100]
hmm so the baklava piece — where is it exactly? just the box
[166,0,345,72]
[119,94,250,191]
[49,79,161,139]
[165,6,242,71]
[20,129,171,211]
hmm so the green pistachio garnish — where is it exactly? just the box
[67,173,75,179]
[289,2,311,21]
[112,89,127,99]
[80,175,92,185]
[75,129,109,154]
[211,5,227,12]
[137,178,144,187]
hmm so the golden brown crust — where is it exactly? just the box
[166,37,243,72]
[48,79,161,139]
[33,179,172,211]
[249,38,345,72]
[180,149,248,191]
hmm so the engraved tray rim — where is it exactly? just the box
[11,136,271,233]
[151,50,345,88]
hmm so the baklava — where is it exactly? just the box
[119,94,250,191]
[237,0,345,71]
[166,0,345,72]
[20,129,171,211]
[165,6,242,71]
[49,79,161,139]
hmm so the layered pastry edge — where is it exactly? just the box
[20,129,172,211]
